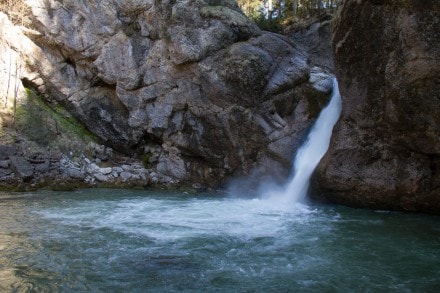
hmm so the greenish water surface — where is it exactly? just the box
[0,189,439,292]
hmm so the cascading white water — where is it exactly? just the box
[267,78,342,208]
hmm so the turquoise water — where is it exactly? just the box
[0,189,439,292]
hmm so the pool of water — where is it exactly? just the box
[0,189,439,292]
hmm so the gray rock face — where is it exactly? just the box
[289,17,334,71]
[0,146,17,160]
[315,0,440,213]
[3,0,334,187]
[0,160,9,168]
[65,167,85,180]
[10,156,34,181]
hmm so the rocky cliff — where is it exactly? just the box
[1,0,333,188]
[288,15,334,71]
[315,0,440,213]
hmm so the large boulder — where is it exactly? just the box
[9,156,34,181]
[2,0,334,187]
[315,0,440,213]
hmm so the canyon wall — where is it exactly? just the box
[1,0,333,187]
[316,0,440,213]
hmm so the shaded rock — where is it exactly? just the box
[0,169,12,177]
[316,0,440,213]
[34,160,50,173]
[65,167,85,180]
[9,156,34,181]
[0,160,9,168]
[0,145,17,160]
[289,17,334,70]
[265,55,309,96]
[157,155,187,181]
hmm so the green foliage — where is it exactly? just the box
[142,153,152,168]
[15,90,56,146]
[15,89,95,150]
[236,0,264,19]
[236,0,341,32]
[0,0,31,26]
[253,13,285,33]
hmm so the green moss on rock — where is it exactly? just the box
[15,88,96,152]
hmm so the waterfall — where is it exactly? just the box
[267,78,342,207]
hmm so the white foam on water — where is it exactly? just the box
[38,195,318,242]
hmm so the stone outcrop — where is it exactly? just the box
[288,16,334,71]
[315,0,440,213]
[1,0,334,188]
[0,143,154,190]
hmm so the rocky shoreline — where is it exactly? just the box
[0,143,188,192]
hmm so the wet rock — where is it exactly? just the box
[309,67,333,94]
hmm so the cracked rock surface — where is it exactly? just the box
[2,0,333,187]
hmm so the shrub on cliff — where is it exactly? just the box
[0,0,31,26]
